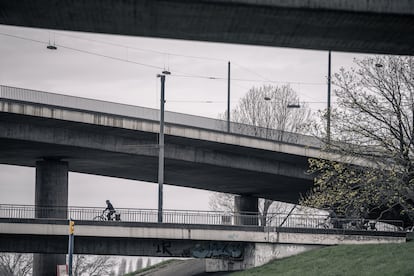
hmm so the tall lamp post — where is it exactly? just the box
[227,61,231,132]
[327,50,332,145]
[157,70,170,223]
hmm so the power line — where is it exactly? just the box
[53,31,327,86]
[0,31,164,70]
[232,62,273,83]
[168,100,225,103]
[167,99,332,104]
[57,44,163,70]
[0,31,327,86]
[52,31,227,62]
[172,73,326,86]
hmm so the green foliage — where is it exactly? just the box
[230,242,414,276]
[303,56,414,225]
[301,158,413,219]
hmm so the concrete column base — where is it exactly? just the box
[234,195,259,225]
[34,159,68,276]
[33,253,66,276]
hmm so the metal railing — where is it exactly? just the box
[0,204,404,232]
[0,85,322,148]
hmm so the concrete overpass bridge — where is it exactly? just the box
[0,84,354,275]
[0,205,406,273]
[0,85,328,202]
[2,1,412,274]
[0,0,413,55]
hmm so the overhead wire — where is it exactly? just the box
[51,31,327,86]
[167,98,332,104]
[0,31,164,70]
[7,30,401,108]
[51,31,227,62]
[0,31,327,86]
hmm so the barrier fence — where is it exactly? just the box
[0,204,404,232]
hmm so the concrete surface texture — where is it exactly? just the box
[0,0,413,54]
[0,91,319,202]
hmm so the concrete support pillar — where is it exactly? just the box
[34,159,68,276]
[234,195,259,225]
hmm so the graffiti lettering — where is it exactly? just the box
[154,241,172,256]
[191,242,244,259]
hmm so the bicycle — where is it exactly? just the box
[93,210,121,221]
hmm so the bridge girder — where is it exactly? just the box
[0,0,413,54]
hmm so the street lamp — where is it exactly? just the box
[47,33,57,50]
[46,44,57,50]
[156,70,170,223]
[263,96,301,108]
[263,96,300,139]
[327,50,332,146]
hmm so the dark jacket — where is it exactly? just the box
[105,202,115,211]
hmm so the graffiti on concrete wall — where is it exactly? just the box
[191,242,244,259]
[154,240,173,256]
[151,240,245,259]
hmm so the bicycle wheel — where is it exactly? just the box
[93,215,105,221]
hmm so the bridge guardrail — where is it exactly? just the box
[0,204,404,233]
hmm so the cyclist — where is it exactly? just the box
[104,200,116,220]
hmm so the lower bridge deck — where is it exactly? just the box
[0,216,406,258]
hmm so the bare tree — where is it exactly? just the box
[209,192,296,225]
[227,85,312,140]
[302,56,414,226]
[0,253,32,276]
[209,192,235,212]
[212,85,313,224]
[0,253,117,276]
[72,255,117,276]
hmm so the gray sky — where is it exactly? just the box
[0,24,372,211]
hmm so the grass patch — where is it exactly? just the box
[230,241,414,276]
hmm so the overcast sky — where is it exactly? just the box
[0,24,373,211]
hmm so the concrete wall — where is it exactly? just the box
[135,259,206,276]
[246,243,323,268]
[0,220,406,255]
[0,220,407,273]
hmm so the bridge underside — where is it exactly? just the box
[0,112,312,203]
[0,233,248,258]
[0,0,413,55]
[0,219,406,255]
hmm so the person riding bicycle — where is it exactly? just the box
[104,200,116,221]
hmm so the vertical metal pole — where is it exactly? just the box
[227,61,231,132]
[158,75,165,223]
[68,220,74,276]
[68,235,74,276]
[327,50,331,145]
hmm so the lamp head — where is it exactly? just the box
[47,45,57,50]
